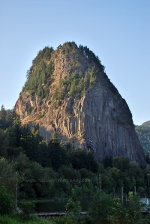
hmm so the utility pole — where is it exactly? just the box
[147,174,150,197]
[98,174,102,192]
[121,186,124,204]
[15,172,18,211]
[113,188,115,198]
[134,186,136,195]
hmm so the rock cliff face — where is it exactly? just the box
[15,42,146,164]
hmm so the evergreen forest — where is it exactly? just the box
[0,105,150,223]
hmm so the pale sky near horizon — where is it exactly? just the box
[0,0,149,125]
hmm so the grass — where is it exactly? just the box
[0,216,19,224]
[0,215,55,224]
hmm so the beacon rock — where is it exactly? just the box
[15,42,146,164]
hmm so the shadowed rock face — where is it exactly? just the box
[15,42,146,165]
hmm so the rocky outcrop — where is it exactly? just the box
[15,42,146,164]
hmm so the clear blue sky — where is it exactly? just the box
[0,0,149,125]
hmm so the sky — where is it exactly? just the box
[0,0,149,125]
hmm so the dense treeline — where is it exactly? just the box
[0,105,99,200]
[1,105,150,223]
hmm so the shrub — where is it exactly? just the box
[19,200,35,218]
[0,186,14,215]
[65,189,81,224]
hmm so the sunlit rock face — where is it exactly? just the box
[15,42,146,164]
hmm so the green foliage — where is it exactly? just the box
[0,105,14,129]
[109,198,128,224]
[52,42,104,108]
[126,193,144,224]
[88,191,146,224]
[79,45,104,71]
[0,186,14,215]
[51,132,58,144]
[65,189,81,224]
[19,200,35,218]
[0,215,19,224]
[70,150,98,173]
[22,47,54,99]
[1,106,150,224]
[113,157,130,171]
[32,47,54,65]
[136,125,150,154]
[54,67,97,108]
[88,191,114,224]
[20,42,107,113]
[0,158,16,193]
[0,215,55,224]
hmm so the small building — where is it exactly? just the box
[140,198,150,211]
